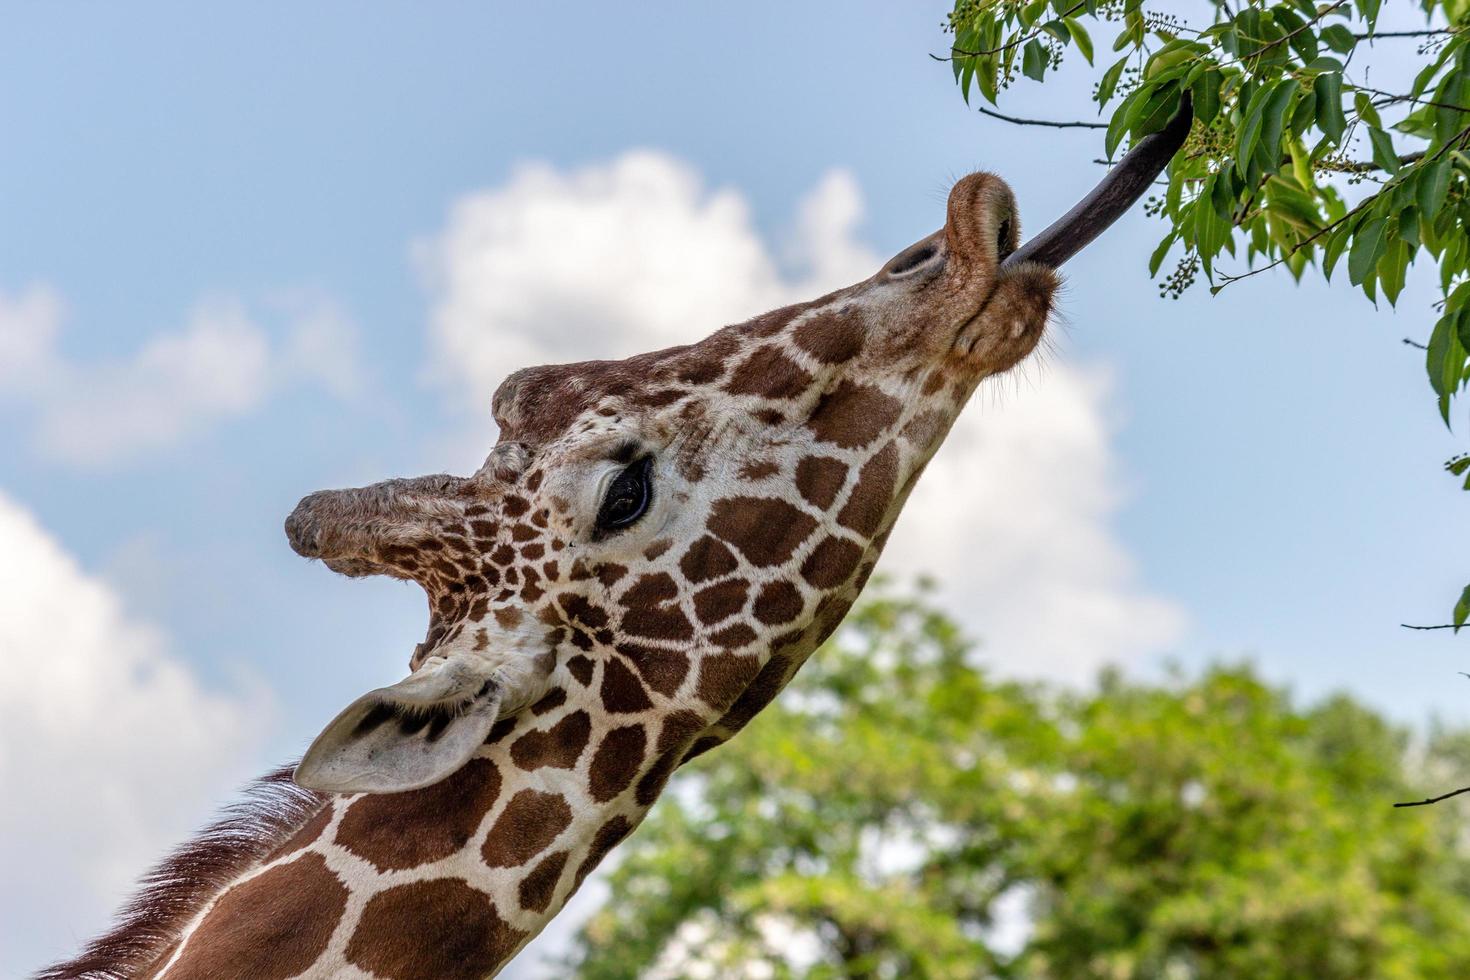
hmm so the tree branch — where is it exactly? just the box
[1360,85,1470,113]
[1400,622,1463,630]
[1395,785,1470,807]
[976,106,1107,129]
[1356,28,1457,40]
[1242,0,1347,63]
[939,0,1089,60]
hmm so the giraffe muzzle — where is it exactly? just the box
[285,474,472,577]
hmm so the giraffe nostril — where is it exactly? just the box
[284,507,319,558]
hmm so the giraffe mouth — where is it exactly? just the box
[284,474,473,580]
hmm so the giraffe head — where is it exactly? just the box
[286,172,1057,794]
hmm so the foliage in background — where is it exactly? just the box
[944,0,1470,628]
[571,586,1470,978]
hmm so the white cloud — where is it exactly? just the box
[419,150,1184,680]
[885,364,1187,679]
[0,490,271,976]
[418,152,880,424]
[0,285,365,466]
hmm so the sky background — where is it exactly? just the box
[1,2,1464,976]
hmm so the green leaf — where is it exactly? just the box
[1348,216,1388,286]
[1417,158,1453,217]
[1314,72,1346,144]
[1192,69,1224,127]
[1254,79,1298,177]
[1041,19,1071,44]
[1354,90,1382,129]
[978,55,1000,104]
[1105,86,1145,157]
[1236,83,1272,179]
[1065,16,1094,64]
[1356,0,1381,31]
[1097,55,1128,107]
[1426,310,1466,401]
[1367,127,1401,174]
[1320,23,1355,54]
[1149,232,1177,276]
[1378,235,1406,306]
[1133,83,1182,137]
[1300,56,1344,77]
[1322,223,1351,279]
[1022,38,1047,82]
[1450,282,1470,315]
[1399,205,1420,249]
[1454,585,1470,632]
[1289,92,1316,139]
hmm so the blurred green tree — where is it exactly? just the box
[570,585,1470,978]
[941,0,1470,627]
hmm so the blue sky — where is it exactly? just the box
[2,2,1465,975]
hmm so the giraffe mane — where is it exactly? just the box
[36,764,326,980]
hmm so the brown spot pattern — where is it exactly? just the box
[693,578,748,624]
[795,456,848,509]
[338,759,502,872]
[753,580,805,625]
[679,535,738,583]
[807,380,901,448]
[518,850,569,913]
[801,536,864,589]
[510,711,592,771]
[567,654,594,686]
[697,653,761,708]
[588,725,648,803]
[616,642,691,696]
[600,657,654,713]
[792,310,865,364]
[575,815,633,890]
[170,854,345,980]
[837,443,898,537]
[707,497,817,567]
[346,878,525,980]
[481,790,573,868]
[724,345,814,399]
[619,572,694,641]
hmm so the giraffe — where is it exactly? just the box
[41,171,1056,980]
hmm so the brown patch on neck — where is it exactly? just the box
[163,853,347,980]
[346,878,527,980]
[335,758,503,871]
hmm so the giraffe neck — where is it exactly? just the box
[145,631,863,980]
[144,333,953,978]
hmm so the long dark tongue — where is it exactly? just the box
[1002,94,1193,271]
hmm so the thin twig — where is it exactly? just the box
[1359,85,1470,113]
[939,0,1089,60]
[1242,0,1347,64]
[1356,28,1457,40]
[1395,785,1470,807]
[976,106,1107,129]
[1400,623,1463,630]
[1431,122,1470,161]
[1213,204,1363,288]
[1325,150,1427,173]
[1403,338,1429,350]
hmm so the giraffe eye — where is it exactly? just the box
[596,456,653,532]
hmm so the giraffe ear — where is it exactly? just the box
[294,652,504,794]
